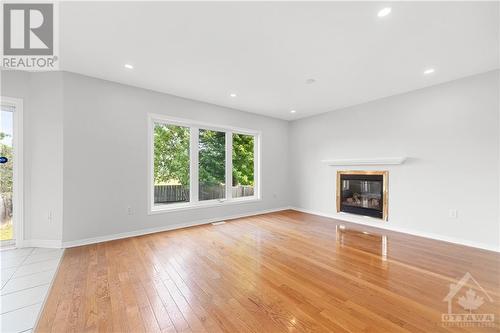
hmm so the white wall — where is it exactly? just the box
[289,70,500,251]
[61,72,289,244]
[1,71,64,246]
[2,71,289,245]
[3,69,499,251]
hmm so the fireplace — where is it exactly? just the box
[336,171,388,220]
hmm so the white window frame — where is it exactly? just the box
[148,114,261,214]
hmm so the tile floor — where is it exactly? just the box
[0,247,64,333]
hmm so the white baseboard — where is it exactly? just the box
[63,206,291,248]
[20,207,498,252]
[20,239,63,249]
[290,207,500,253]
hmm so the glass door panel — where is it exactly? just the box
[0,106,14,243]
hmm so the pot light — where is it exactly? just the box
[423,68,435,75]
[377,7,392,17]
[229,93,237,98]
[290,110,297,114]
[124,64,134,69]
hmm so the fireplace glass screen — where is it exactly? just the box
[338,173,385,219]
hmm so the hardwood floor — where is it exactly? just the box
[36,210,500,332]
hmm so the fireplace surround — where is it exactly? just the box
[336,170,388,220]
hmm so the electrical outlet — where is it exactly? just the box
[448,209,458,219]
[48,211,53,222]
[127,206,133,215]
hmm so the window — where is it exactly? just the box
[153,123,190,205]
[232,133,254,198]
[149,115,259,212]
[199,129,226,201]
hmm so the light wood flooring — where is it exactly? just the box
[36,210,500,332]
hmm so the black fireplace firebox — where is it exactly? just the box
[336,171,388,220]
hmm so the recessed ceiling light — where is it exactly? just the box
[124,64,134,69]
[290,110,297,114]
[423,68,435,75]
[377,7,392,17]
[229,93,237,98]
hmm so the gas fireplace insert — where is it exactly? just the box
[336,171,388,220]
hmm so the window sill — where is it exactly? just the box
[149,197,262,215]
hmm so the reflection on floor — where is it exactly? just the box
[0,247,63,333]
[336,224,388,260]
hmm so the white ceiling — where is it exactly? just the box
[60,2,499,120]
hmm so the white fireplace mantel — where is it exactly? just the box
[321,157,407,166]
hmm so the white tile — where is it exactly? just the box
[0,284,49,314]
[0,248,61,332]
[0,270,55,296]
[12,259,60,279]
[30,248,60,256]
[0,302,41,332]
[0,256,27,270]
[0,248,33,260]
[22,251,63,265]
[1,268,17,289]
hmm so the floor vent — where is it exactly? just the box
[211,221,226,226]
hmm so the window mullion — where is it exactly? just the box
[190,126,199,203]
[225,131,233,201]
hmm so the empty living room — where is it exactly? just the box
[1,1,499,332]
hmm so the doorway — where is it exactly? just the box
[0,97,23,248]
